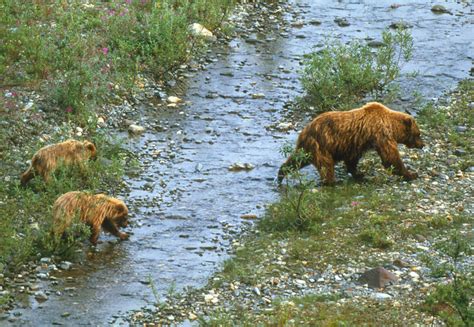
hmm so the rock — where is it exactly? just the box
[128,124,145,136]
[29,284,40,291]
[359,267,398,288]
[334,17,350,27]
[40,257,51,264]
[188,312,197,321]
[34,291,48,302]
[431,5,451,15]
[456,126,467,133]
[309,19,322,26]
[367,40,384,48]
[167,96,182,104]
[61,312,71,318]
[276,122,294,131]
[393,259,410,268]
[253,287,261,296]
[454,149,466,156]
[59,261,72,270]
[372,292,392,300]
[189,23,216,41]
[291,20,304,28]
[251,93,265,99]
[228,162,254,171]
[241,214,258,220]
[408,271,420,280]
[389,21,412,29]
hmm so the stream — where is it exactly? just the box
[11,0,472,325]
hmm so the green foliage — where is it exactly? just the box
[0,0,235,124]
[300,28,413,112]
[0,133,127,273]
[424,233,474,326]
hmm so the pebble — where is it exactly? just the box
[128,124,145,135]
[34,291,48,302]
[372,292,392,300]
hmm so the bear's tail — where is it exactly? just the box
[277,153,311,184]
[20,166,35,186]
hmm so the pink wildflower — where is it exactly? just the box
[65,106,73,113]
[101,47,109,55]
[351,201,359,207]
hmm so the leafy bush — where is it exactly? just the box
[300,28,413,112]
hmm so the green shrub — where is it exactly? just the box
[300,28,413,112]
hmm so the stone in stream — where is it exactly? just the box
[334,17,350,27]
[359,267,398,288]
[431,5,451,15]
[228,162,254,171]
[34,291,48,302]
[128,124,145,136]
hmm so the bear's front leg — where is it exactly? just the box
[102,218,128,241]
[376,140,418,180]
[90,225,101,245]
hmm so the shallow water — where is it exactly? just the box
[11,1,472,325]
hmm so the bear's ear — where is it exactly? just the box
[403,118,413,128]
[115,203,127,215]
[85,142,96,152]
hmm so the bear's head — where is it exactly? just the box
[84,141,97,161]
[110,199,129,228]
[402,117,424,149]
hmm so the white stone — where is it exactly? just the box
[128,124,145,135]
[167,96,182,104]
[189,23,216,41]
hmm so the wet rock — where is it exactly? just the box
[456,126,467,133]
[167,96,182,104]
[389,21,412,29]
[291,20,304,28]
[228,162,254,171]
[334,17,350,27]
[128,124,145,136]
[188,312,197,320]
[251,93,265,99]
[34,291,48,302]
[59,261,72,271]
[309,19,322,26]
[240,213,258,220]
[189,23,216,41]
[367,40,384,48]
[276,122,294,131]
[359,267,398,288]
[431,5,451,15]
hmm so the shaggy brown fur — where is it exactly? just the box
[20,140,97,185]
[278,102,424,185]
[52,191,128,245]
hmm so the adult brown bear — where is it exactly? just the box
[20,140,97,185]
[278,102,424,185]
[52,191,129,245]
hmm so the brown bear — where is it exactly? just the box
[52,191,129,245]
[278,102,424,185]
[20,139,97,186]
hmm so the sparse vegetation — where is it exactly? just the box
[300,28,413,112]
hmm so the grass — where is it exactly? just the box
[300,28,413,113]
[202,295,431,326]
